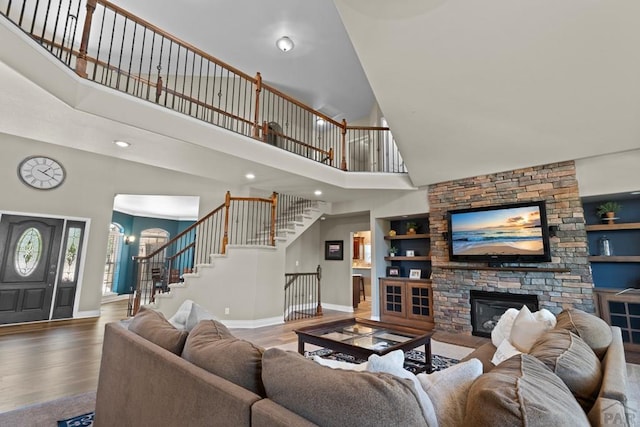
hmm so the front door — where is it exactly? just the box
[0,215,64,324]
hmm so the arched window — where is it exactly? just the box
[103,223,123,295]
[138,228,170,257]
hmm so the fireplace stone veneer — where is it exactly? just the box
[428,161,594,334]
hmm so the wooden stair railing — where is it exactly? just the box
[129,190,280,315]
[2,0,407,173]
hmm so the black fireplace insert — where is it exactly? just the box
[470,290,539,337]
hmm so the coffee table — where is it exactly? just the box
[295,318,432,373]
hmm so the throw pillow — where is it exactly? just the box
[167,299,193,330]
[417,358,482,427]
[181,320,265,396]
[529,329,602,411]
[491,308,519,347]
[555,308,612,359]
[491,339,521,365]
[185,301,217,331]
[509,305,549,352]
[262,348,435,427]
[128,306,188,355]
[463,354,590,426]
[312,356,368,371]
[366,350,438,427]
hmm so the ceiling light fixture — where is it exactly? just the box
[245,173,256,180]
[314,190,322,196]
[631,191,640,195]
[114,140,130,148]
[276,36,294,52]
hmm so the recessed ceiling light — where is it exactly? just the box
[320,216,326,221]
[114,140,130,148]
[314,190,322,196]
[245,173,256,180]
[276,36,294,52]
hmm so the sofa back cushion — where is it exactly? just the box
[529,329,602,410]
[128,306,188,355]
[464,354,590,427]
[182,320,265,396]
[555,308,612,359]
[262,348,433,427]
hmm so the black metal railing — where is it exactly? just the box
[2,0,408,173]
[284,265,322,321]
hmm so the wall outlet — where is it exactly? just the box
[224,307,230,315]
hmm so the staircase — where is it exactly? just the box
[144,195,327,327]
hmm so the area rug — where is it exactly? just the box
[58,411,94,426]
[306,348,459,373]
[0,391,95,427]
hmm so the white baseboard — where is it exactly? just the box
[321,303,354,313]
[75,310,101,319]
[223,316,284,329]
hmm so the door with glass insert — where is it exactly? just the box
[0,215,64,324]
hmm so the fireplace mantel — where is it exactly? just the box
[439,265,570,273]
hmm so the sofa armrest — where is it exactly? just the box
[460,342,497,373]
[599,326,628,406]
[94,322,261,427]
[252,399,319,427]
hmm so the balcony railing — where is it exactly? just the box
[2,0,407,173]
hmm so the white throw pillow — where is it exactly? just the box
[509,305,548,352]
[167,299,194,330]
[311,356,368,371]
[417,358,483,427]
[534,308,557,329]
[491,308,519,347]
[491,338,522,365]
[367,351,438,427]
[185,302,217,331]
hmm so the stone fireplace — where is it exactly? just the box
[428,161,594,334]
[470,290,538,337]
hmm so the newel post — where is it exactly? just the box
[75,0,97,78]
[253,72,262,139]
[222,191,231,254]
[340,119,348,171]
[316,264,323,315]
[270,192,278,247]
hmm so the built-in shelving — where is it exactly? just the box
[384,234,431,240]
[588,256,640,263]
[385,256,430,261]
[585,222,640,232]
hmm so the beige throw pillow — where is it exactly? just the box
[555,308,612,359]
[128,306,188,355]
[417,358,483,427]
[509,305,548,352]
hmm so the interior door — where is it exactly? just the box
[0,214,64,324]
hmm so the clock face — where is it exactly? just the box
[18,156,66,190]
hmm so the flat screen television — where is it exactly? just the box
[448,201,551,263]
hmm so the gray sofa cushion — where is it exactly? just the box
[262,348,433,427]
[555,308,612,359]
[182,320,265,396]
[464,354,590,426]
[529,329,602,410]
[128,306,188,355]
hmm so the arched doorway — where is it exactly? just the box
[103,223,124,295]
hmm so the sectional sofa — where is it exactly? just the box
[93,306,629,426]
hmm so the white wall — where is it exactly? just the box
[285,221,322,273]
[0,133,239,317]
[319,214,370,309]
[575,149,640,197]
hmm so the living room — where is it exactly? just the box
[1,0,639,424]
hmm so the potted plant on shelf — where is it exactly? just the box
[596,202,622,225]
[389,246,398,257]
[405,221,418,235]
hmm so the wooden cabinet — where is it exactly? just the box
[379,278,434,329]
[595,289,640,352]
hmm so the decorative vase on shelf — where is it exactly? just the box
[388,230,396,237]
[599,236,613,256]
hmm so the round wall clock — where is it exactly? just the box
[18,155,66,190]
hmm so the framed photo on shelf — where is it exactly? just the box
[324,240,344,260]
[386,266,402,277]
[409,269,421,279]
[405,250,415,257]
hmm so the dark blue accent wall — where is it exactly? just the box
[583,198,640,289]
[110,211,195,294]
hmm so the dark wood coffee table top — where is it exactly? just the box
[294,318,433,372]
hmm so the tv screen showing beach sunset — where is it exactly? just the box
[450,205,545,256]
